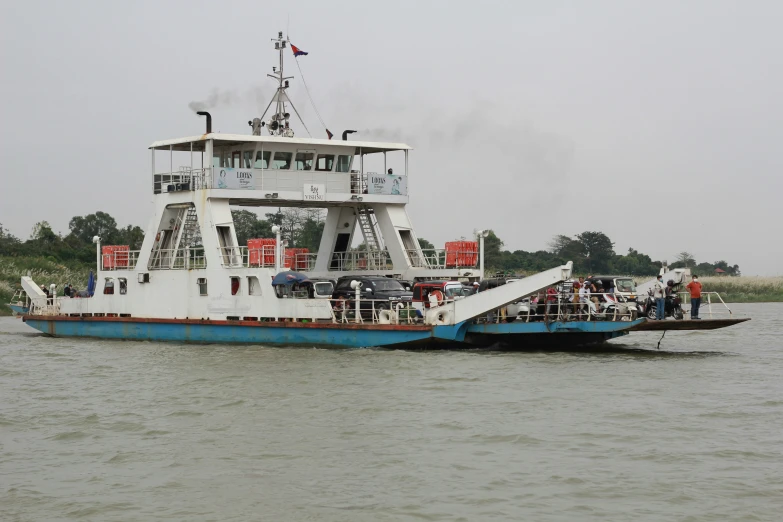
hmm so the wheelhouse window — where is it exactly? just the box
[197,278,208,296]
[316,154,335,171]
[254,150,271,169]
[295,152,314,171]
[336,155,352,173]
[118,278,127,295]
[103,278,115,295]
[230,277,240,296]
[272,152,292,169]
[243,151,253,168]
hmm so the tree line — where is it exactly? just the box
[0,212,144,264]
[0,213,740,277]
[463,230,741,277]
[0,209,325,264]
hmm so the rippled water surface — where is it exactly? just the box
[2,303,782,521]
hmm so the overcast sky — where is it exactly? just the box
[1,0,781,275]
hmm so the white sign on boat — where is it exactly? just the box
[215,168,254,189]
[367,173,407,195]
[303,183,325,201]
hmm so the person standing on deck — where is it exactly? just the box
[579,279,591,319]
[653,275,666,320]
[572,277,583,316]
[686,275,703,320]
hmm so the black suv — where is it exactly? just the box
[332,276,413,311]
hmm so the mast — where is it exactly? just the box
[255,31,309,138]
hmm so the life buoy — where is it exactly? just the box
[430,309,452,325]
[430,289,444,307]
[378,309,395,324]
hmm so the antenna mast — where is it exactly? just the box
[256,31,310,138]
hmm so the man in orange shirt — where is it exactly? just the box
[686,274,703,320]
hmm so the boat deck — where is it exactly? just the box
[630,317,750,331]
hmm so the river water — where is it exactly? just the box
[1,303,781,521]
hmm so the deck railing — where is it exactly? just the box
[478,292,639,324]
[153,167,212,194]
[148,248,206,270]
[326,251,391,271]
[99,247,477,272]
[215,248,482,271]
[404,248,479,269]
[216,247,391,272]
[677,291,733,318]
[101,250,141,271]
[218,246,278,268]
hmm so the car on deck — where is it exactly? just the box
[332,276,413,311]
[411,281,468,313]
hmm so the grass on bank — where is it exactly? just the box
[690,276,783,304]
[1,256,91,315]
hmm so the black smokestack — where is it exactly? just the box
[197,111,212,134]
[342,129,357,140]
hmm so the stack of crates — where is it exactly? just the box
[445,241,478,268]
[284,248,310,270]
[247,238,277,266]
[102,245,129,269]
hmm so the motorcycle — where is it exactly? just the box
[639,294,684,320]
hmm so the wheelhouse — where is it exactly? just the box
[149,134,411,205]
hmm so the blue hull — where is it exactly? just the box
[464,319,644,349]
[22,316,640,350]
[22,317,469,349]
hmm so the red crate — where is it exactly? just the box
[445,241,478,268]
[102,245,129,269]
[284,248,310,270]
[247,238,277,266]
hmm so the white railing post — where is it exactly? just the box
[354,282,362,324]
[477,230,488,281]
[272,225,281,273]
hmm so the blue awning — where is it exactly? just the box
[272,271,311,286]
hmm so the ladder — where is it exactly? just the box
[172,206,204,268]
[178,206,202,249]
[356,205,383,267]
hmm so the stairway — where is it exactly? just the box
[178,206,202,249]
[357,205,383,252]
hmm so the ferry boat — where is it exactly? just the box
[19,33,744,348]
